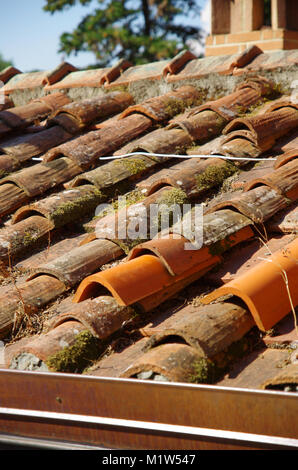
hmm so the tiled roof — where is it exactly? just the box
[0,46,297,394]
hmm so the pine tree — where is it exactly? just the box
[43,0,203,67]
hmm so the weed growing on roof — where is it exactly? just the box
[46,330,102,373]
[163,96,202,119]
[188,357,218,384]
[196,162,238,193]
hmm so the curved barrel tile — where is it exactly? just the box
[48,296,135,339]
[119,86,201,121]
[121,343,204,383]
[0,274,66,338]
[223,107,298,153]
[128,236,220,277]
[205,185,289,223]
[27,238,124,288]
[6,321,85,367]
[261,364,298,390]
[48,91,134,134]
[201,237,298,332]
[244,158,298,200]
[44,114,152,167]
[0,157,82,198]
[274,150,298,169]
[73,254,173,305]
[141,301,254,359]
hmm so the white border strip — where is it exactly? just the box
[0,406,297,448]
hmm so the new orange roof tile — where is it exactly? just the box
[127,237,221,277]
[73,254,173,305]
[73,240,222,307]
[205,234,296,285]
[201,236,298,332]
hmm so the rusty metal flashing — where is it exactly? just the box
[0,369,297,450]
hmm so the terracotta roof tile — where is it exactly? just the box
[205,233,296,285]
[0,66,21,85]
[0,92,71,137]
[44,60,131,91]
[1,62,76,93]
[201,237,298,332]
[104,49,200,89]
[166,47,262,83]
[105,59,171,88]
[0,48,297,398]
[234,49,298,74]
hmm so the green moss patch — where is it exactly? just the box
[50,188,106,228]
[157,187,188,206]
[46,330,103,373]
[196,162,238,193]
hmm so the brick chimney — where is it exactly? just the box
[205,0,298,56]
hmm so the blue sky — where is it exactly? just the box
[1,0,210,72]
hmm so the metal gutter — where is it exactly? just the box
[0,368,297,450]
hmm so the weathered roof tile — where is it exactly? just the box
[0,47,297,393]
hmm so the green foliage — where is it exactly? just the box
[43,0,203,66]
[264,0,271,26]
[0,53,13,71]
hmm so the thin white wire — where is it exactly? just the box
[99,151,277,162]
[32,151,277,163]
